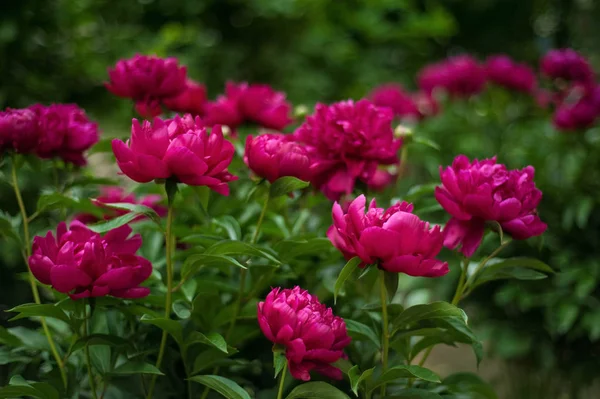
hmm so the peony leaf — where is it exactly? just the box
[7,303,70,324]
[70,334,130,354]
[188,375,251,399]
[285,381,350,399]
[387,388,444,398]
[110,361,164,375]
[181,254,247,281]
[0,212,21,244]
[369,365,441,393]
[186,331,228,354]
[383,271,399,302]
[269,176,309,198]
[273,351,287,379]
[392,302,465,332]
[334,256,362,304]
[471,257,554,290]
[37,192,105,218]
[348,365,375,397]
[205,240,281,264]
[345,319,380,348]
[140,315,183,345]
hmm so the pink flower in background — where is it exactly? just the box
[29,104,99,166]
[418,55,487,97]
[552,84,600,131]
[541,49,594,84]
[163,80,207,116]
[134,100,163,119]
[365,169,396,192]
[244,133,312,183]
[29,222,152,300]
[112,118,237,195]
[257,286,351,381]
[204,82,292,130]
[0,108,39,153]
[328,195,448,277]
[485,55,537,93]
[435,155,547,257]
[294,99,401,201]
[369,84,422,120]
[74,187,166,224]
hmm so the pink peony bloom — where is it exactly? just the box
[435,155,547,257]
[29,222,152,300]
[29,104,99,166]
[204,82,293,130]
[294,99,401,201]
[112,117,237,195]
[105,54,187,103]
[74,187,167,224]
[163,80,207,116]
[0,108,39,153]
[418,55,487,97]
[327,195,448,277]
[553,84,600,131]
[485,55,537,93]
[540,49,595,84]
[257,286,351,381]
[244,133,312,183]
[369,84,422,120]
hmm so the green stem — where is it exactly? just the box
[11,160,68,389]
[397,144,409,179]
[276,362,288,399]
[461,240,511,299]
[451,258,469,306]
[146,199,176,399]
[201,194,270,399]
[378,270,389,397]
[84,301,98,399]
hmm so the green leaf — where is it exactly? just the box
[471,257,554,290]
[269,176,309,198]
[370,365,440,393]
[186,331,228,353]
[64,176,119,189]
[181,254,247,280]
[392,302,465,333]
[188,375,251,399]
[345,319,380,348]
[334,256,362,303]
[103,202,162,224]
[273,351,287,379]
[0,376,60,399]
[348,365,374,396]
[0,212,21,244]
[37,193,104,218]
[110,361,164,375]
[87,212,142,233]
[71,334,130,353]
[192,186,211,211]
[192,347,239,374]
[0,327,23,347]
[0,348,30,365]
[172,300,192,319]
[387,388,443,398]
[212,216,242,240]
[275,238,334,260]
[384,271,399,302]
[443,372,498,399]
[140,315,183,345]
[413,136,440,151]
[403,183,438,202]
[205,240,281,264]
[8,303,69,323]
[285,382,350,399]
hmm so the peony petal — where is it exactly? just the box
[50,264,93,293]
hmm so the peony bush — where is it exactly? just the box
[3,48,597,399]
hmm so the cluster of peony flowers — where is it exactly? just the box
[112,114,237,195]
[29,222,152,299]
[257,286,351,381]
[328,195,448,277]
[435,155,547,257]
[75,186,167,224]
[0,104,99,165]
[369,84,438,121]
[418,55,487,98]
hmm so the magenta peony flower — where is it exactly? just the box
[418,55,487,97]
[29,222,152,300]
[204,82,292,130]
[163,79,207,116]
[553,84,600,131]
[294,99,401,201]
[29,104,99,166]
[105,55,187,111]
[364,169,396,192]
[435,155,547,257]
[485,55,537,93]
[0,108,39,153]
[541,49,594,84]
[244,133,312,183]
[112,117,237,195]
[369,84,422,120]
[257,286,351,381]
[74,187,167,224]
[327,195,448,277]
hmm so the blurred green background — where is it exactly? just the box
[2,0,600,398]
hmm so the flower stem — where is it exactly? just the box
[451,257,469,306]
[200,194,270,399]
[378,270,390,397]
[84,300,98,399]
[11,159,68,389]
[146,193,176,399]
[397,144,409,179]
[461,240,511,299]
[276,362,288,399]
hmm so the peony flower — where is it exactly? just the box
[244,133,311,183]
[327,195,448,277]
[364,169,396,192]
[204,82,293,130]
[553,84,600,131]
[112,116,237,195]
[485,55,537,93]
[74,187,167,224]
[418,55,487,97]
[435,155,547,257]
[0,108,39,153]
[29,221,152,300]
[257,286,351,381]
[294,99,401,201]
[29,104,99,166]
[369,84,422,120]
[540,49,594,84]
[163,79,207,116]
[106,54,187,105]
